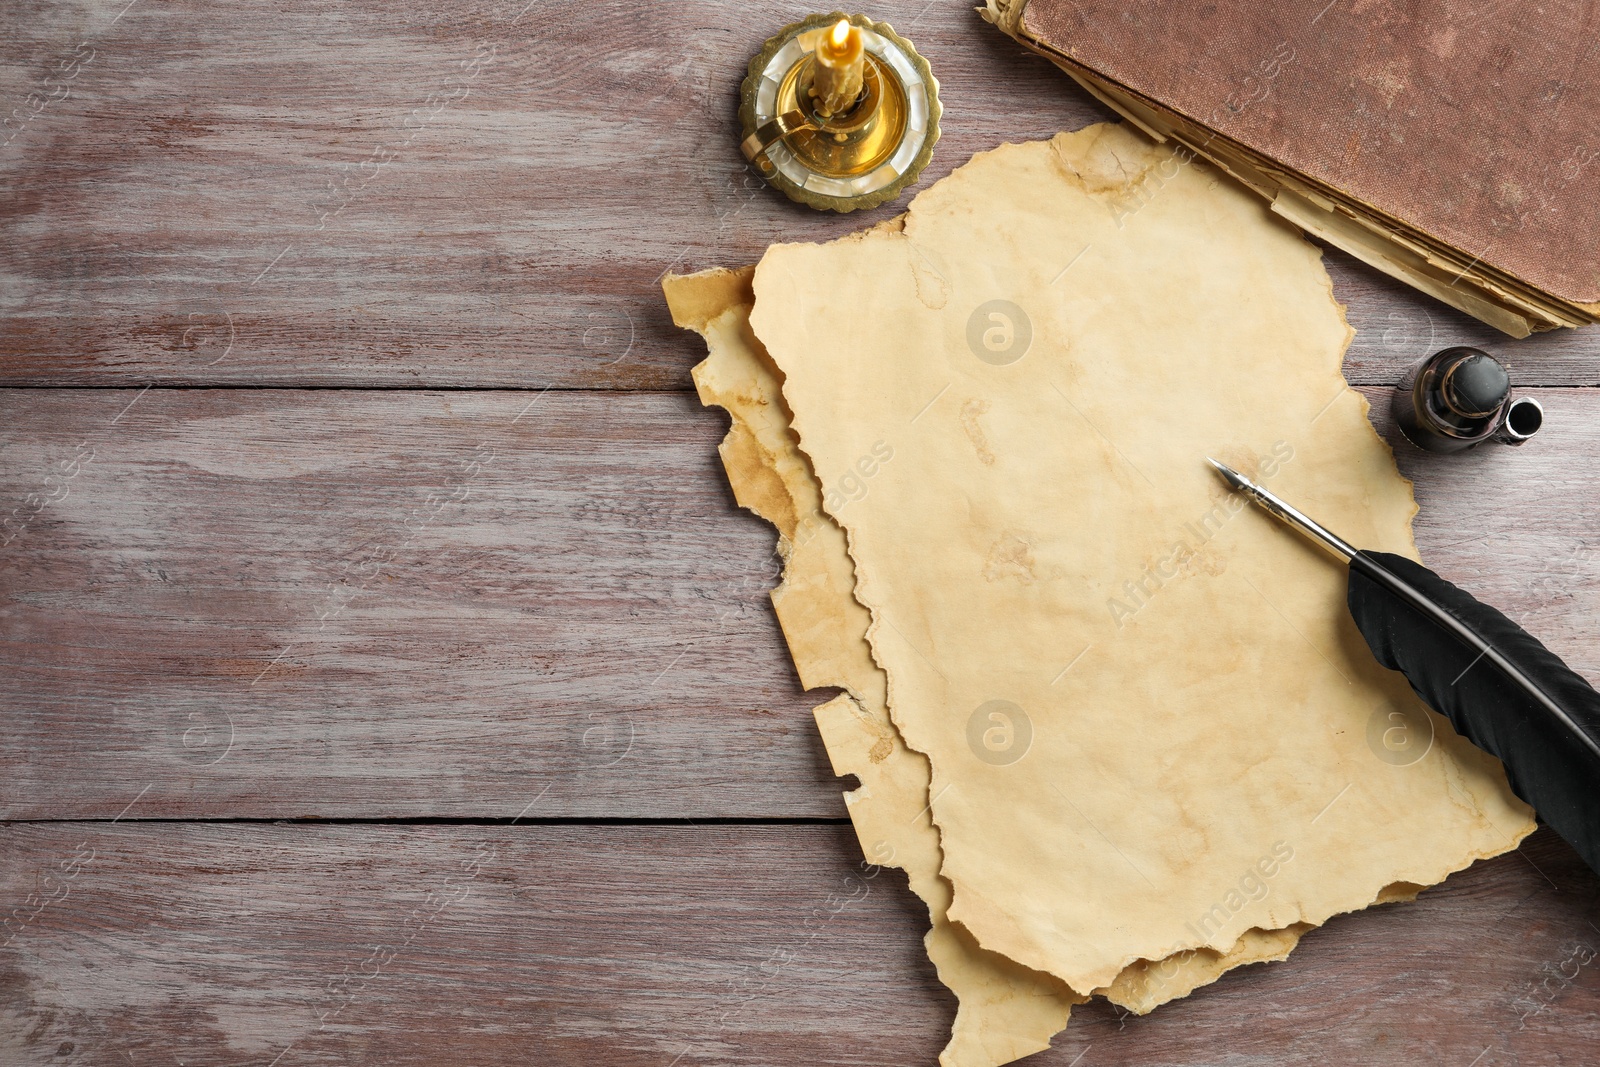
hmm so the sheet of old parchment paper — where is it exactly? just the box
[667,260,1326,1066]
[667,266,1079,1065]
[747,124,1534,997]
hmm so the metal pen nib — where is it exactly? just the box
[1205,458,1358,562]
[1207,465,1600,779]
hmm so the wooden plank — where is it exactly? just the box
[5,386,1600,819]
[1335,264,1600,387]
[2,822,1597,1065]
[0,0,1104,389]
[0,388,835,819]
[1379,387,1600,684]
[4,0,1598,388]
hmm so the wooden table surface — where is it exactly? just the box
[4,2,1599,1063]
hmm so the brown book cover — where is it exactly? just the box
[986,0,1600,335]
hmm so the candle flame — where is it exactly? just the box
[828,19,851,50]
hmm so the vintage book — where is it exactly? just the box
[983,0,1600,336]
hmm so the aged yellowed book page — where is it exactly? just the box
[667,259,1333,1066]
[749,124,1535,996]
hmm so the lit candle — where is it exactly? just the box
[811,18,864,118]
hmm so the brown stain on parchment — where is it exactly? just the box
[1048,124,1163,195]
[982,533,1037,585]
[908,243,951,310]
[959,398,997,466]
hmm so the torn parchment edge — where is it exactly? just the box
[742,128,1532,993]
[663,260,1365,1064]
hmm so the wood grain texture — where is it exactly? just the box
[3,386,1600,819]
[6,2,1600,1062]
[2,822,1598,1066]
[0,0,1106,388]
[4,0,1600,387]
[0,388,834,818]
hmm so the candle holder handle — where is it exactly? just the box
[740,109,819,174]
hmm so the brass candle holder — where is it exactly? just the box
[739,12,941,213]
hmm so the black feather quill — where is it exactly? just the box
[1347,551,1600,875]
[1206,458,1600,877]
